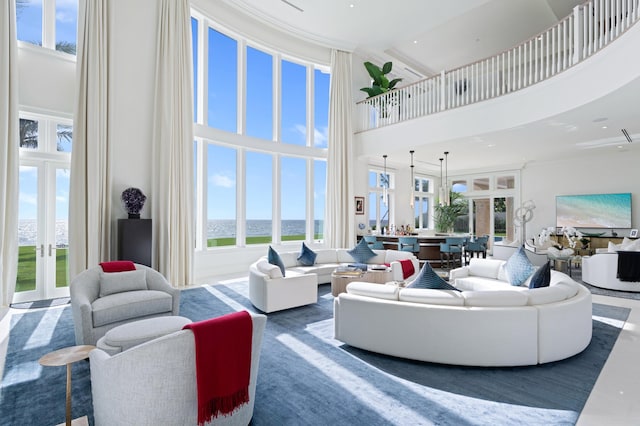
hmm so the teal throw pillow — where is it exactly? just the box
[505,246,536,286]
[297,242,317,266]
[268,246,286,277]
[407,262,460,291]
[529,261,551,289]
[347,239,377,263]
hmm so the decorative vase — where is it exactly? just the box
[121,187,147,219]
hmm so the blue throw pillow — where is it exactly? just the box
[505,246,536,286]
[268,246,286,277]
[347,239,377,263]
[297,242,317,266]
[529,261,551,289]
[407,262,460,291]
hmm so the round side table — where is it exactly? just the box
[39,345,95,426]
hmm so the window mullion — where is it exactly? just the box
[306,65,314,147]
[273,54,281,142]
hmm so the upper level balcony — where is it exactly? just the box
[356,0,640,136]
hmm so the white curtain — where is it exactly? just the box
[151,0,194,287]
[68,0,111,279]
[325,50,355,249]
[0,1,19,307]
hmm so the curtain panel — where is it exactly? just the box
[325,50,355,248]
[68,0,112,279]
[0,0,19,306]
[151,0,194,287]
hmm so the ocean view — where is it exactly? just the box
[17,219,323,246]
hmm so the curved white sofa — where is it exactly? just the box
[334,258,592,366]
[583,252,640,292]
[249,248,419,313]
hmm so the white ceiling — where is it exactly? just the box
[222,0,640,172]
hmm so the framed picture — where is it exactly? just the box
[355,196,365,215]
[631,229,638,238]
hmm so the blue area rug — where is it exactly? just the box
[0,281,630,425]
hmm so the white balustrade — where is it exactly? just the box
[355,0,640,132]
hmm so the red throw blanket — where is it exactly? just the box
[183,311,253,425]
[399,259,415,279]
[99,261,136,272]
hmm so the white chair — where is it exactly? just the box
[70,263,180,346]
[90,312,267,426]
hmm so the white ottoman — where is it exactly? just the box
[96,316,192,355]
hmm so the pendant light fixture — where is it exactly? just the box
[444,151,450,206]
[409,150,415,209]
[382,154,388,206]
[438,157,445,206]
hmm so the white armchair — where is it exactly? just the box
[583,252,640,291]
[90,312,267,426]
[70,264,180,346]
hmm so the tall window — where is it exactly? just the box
[281,156,306,240]
[16,113,72,302]
[246,46,273,140]
[208,28,237,132]
[281,60,306,145]
[413,177,432,229]
[16,0,78,55]
[368,169,393,233]
[207,145,236,247]
[246,151,273,244]
[191,12,329,248]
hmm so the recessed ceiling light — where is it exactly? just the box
[602,125,608,129]
[617,145,623,149]
[413,40,418,44]
[487,144,495,148]
[349,3,355,7]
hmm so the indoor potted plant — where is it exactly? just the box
[360,61,403,118]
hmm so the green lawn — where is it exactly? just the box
[207,234,323,247]
[16,245,69,293]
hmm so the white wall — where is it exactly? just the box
[522,153,640,241]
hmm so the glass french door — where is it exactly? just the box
[14,161,70,303]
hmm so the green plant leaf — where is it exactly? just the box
[388,78,403,89]
[382,62,393,74]
[363,62,383,80]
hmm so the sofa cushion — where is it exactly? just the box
[297,242,317,266]
[268,246,286,276]
[462,290,529,307]
[529,262,551,288]
[347,239,377,263]
[504,246,536,286]
[455,276,515,291]
[526,286,568,305]
[407,262,459,291]
[468,258,505,280]
[398,288,465,305]
[91,290,173,327]
[345,281,399,300]
[256,259,283,279]
[314,249,339,264]
[99,269,147,297]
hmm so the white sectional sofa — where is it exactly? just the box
[334,258,592,366]
[583,252,640,292]
[249,248,419,313]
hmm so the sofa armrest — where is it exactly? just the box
[449,266,469,281]
[389,258,420,282]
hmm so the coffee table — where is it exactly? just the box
[39,345,95,426]
[331,266,393,296]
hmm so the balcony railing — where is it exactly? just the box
[355,0,640,132]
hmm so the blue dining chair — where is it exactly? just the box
[440,237,464,269]
[398,237,419,254]
[363,235,384,250]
